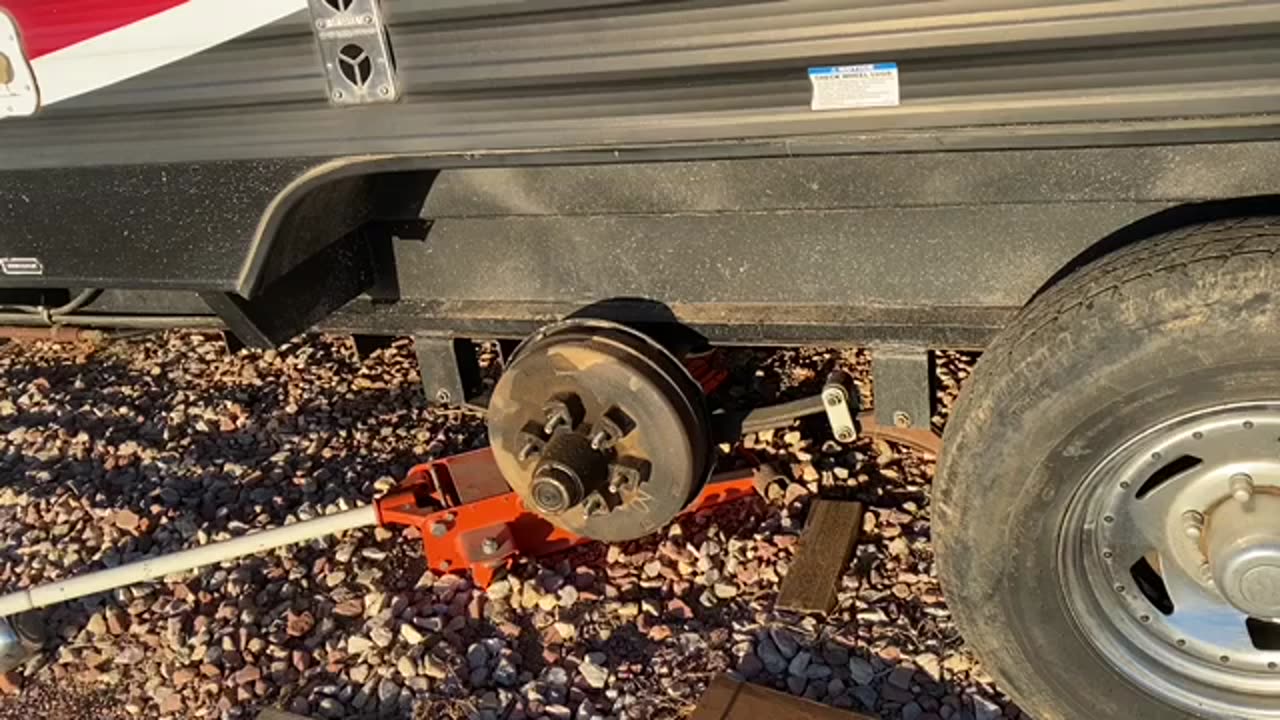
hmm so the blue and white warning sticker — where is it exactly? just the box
[808,63,899,111]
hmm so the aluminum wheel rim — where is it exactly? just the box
[1060,402,1280,718]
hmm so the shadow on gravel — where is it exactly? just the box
[0,350,446,508]
[0,338,484,717]
[0,335,1014,720]
[652,495,987,720]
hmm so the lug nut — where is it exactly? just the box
[428,521,448,538]
[1200,561,1214,584]
[481,538,500,555]
[1231,473,1255,503]
[1182,510,1205,539]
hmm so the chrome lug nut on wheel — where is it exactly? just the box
[1182,509,1205,540]
[1231,473,1255,503]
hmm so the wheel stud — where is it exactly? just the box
[518,440,541,462]
[1230,473,1255,503]
[541,394,584,436]
[544,409,571,435]
[589,430,612,450]
[583,493,608,517]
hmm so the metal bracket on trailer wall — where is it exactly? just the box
[0,13,38,120]
[871,347,933,432]
[413,336,484,407]
[307,0,400,106]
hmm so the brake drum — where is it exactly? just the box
[486,320,712,542]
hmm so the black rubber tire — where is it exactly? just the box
[935,216,1280,720]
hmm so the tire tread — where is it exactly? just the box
[934,215,1280,720]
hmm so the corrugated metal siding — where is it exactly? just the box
[1,0,1279,169]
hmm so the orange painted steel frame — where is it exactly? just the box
[376,448,757,587]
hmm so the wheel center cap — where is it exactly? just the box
[1240,565,1280,608]
[1207,491,1280,618]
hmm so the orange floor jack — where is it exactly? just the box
[376,448,760,588]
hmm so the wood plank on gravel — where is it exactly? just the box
[256,710,314,720]
[775,498,864,614]
[692,675,877,719]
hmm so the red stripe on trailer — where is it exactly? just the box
[2,0,186,58]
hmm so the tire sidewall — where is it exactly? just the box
[936,235,1280,720]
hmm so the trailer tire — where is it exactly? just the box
[935,217,1280,719]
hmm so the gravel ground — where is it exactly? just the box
[0,333,1020,720]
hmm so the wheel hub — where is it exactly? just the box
[486,320,712,542]
[1208,490,1280,619]
[1062,403,1280,718]
[529,429,605,514]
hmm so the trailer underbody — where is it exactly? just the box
[3,2,1280,718]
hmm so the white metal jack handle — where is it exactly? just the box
[0,506,377,619]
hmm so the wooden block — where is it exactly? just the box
[692,675,877,720]
[256,710,314,720]
[776,498,864,613]
[690,674,742,720]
